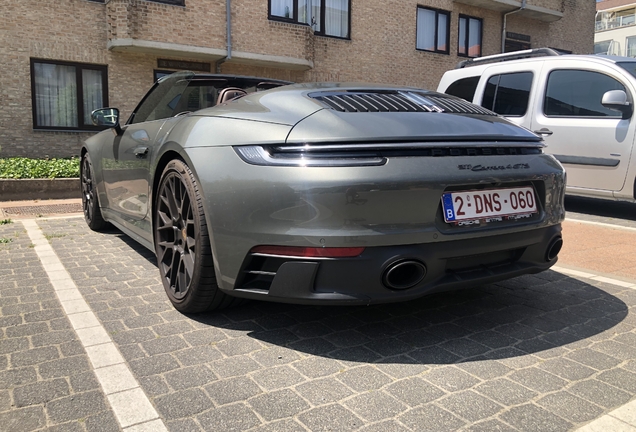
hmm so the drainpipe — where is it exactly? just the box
[501,0,527,53]
[216,0,232,73]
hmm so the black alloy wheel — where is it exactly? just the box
[154,159,240,313]
[81,153,107,231]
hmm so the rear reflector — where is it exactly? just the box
[250,246,365,258]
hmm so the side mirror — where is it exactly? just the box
[91,108,122,135]
[601,90,633,120]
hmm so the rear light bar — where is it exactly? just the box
[251,245,365,258]
[234,144,543,168]
[234,145,386,167]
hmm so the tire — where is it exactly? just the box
[81,152,108,231]
[154,159,242,313]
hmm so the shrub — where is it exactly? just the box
[0,157,80,179]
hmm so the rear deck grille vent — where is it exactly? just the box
[309,91,497,116]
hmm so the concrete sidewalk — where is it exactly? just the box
[0,199,82,220]
[559,220,636,283]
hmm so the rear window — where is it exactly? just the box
[617,61,636,79]
[481,72,533,117]
[445,76,480,101]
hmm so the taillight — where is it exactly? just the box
[234,145,385,167]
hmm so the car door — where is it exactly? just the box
[472,61,545,130]
[530,63,635,194]
[101,71,193,221]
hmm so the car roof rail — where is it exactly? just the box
[455,47,564,69]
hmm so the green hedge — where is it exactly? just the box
[0,157,80,179]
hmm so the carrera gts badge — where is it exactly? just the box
[458,163,530,171]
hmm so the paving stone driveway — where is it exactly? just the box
[0,220,119,431]
[3,217,636,431]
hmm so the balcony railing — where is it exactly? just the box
[596,14,636,31]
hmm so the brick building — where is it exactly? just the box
[1,0,594,158]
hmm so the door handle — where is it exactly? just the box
[133,146,149,158]
[533,128,553,136]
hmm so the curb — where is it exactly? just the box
[0,178,80,201]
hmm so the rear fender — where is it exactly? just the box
[82,130,113,211]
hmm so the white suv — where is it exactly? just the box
[437,48,636,203]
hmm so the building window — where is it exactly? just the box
[627,37,636,57]
[154,70,176,82]
[269,0,350,39]
[481,72,533,116]
[148,0,185,5]
[600,40,622,56]
[458,15,482,57]
[504,39,530,53]
[544,70,626,118]
[416,7,450,54]
[30,59,108,131]
[594,40,612,55]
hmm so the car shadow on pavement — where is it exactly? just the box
[188,272,629,365]
[102,224,629,365]
[565,196,636,222]
[108,227,159,265]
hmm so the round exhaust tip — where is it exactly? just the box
[383,260,427,290]
[546,236,563,262]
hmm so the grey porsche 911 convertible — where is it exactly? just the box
[82,71,565,313]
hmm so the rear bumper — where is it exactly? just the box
[184,146,565,303]
[227,224,562,305]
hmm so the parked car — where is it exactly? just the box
[437,48,636,203]
[82,71,565,313]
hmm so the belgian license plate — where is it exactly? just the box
[441,186,537,223]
